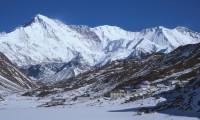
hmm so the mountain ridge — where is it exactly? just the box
[0,14,200,81]
[0,52,37,91]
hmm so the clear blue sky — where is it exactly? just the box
[0,0,200,32]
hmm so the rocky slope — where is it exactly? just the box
[0,52,37,91]
[52,42,200,97]
[20,54,91,82]
[138,75,200,117]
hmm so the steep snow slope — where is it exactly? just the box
[0,52,37,91]
[0,14,200,81]
[0,14,102,66]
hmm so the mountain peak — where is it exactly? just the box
[34,14,50,21]
[152,26,167,31]
[23,14,53,27]
[35,14,46,18]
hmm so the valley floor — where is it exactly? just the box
[0,94,199,120]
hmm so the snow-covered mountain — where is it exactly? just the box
[0,14,200,81]
[53,42,200,97]
[0,52,37,91]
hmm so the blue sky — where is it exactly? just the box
[0,0,200,32]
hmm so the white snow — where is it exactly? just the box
[0,94,198,120]
[0,14,200,82]
[0,15,199,68]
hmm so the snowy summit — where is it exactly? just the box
[0,14,200,82]
[0,14,199,67]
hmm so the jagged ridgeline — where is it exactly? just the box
[0,14,199,82]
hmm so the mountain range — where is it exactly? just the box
[0,14,200,117]
[53,42,200,97]
[0,14,200,82]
